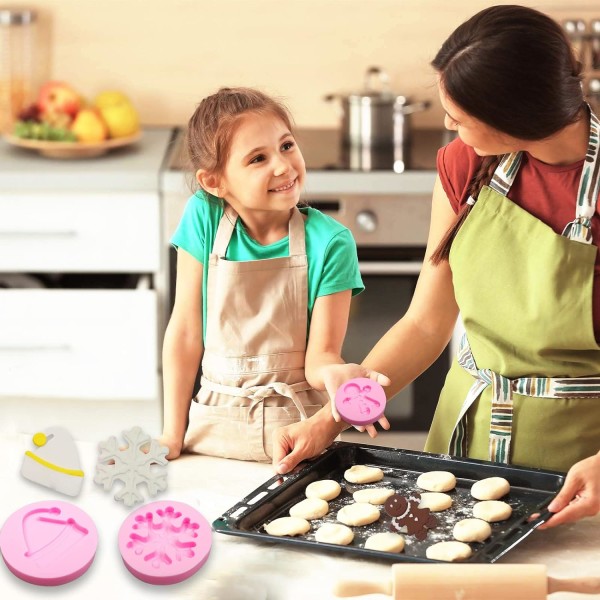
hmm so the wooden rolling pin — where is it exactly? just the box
[334,564,600,599]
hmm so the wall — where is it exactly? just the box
[23,0,600,128]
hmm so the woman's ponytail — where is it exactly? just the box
[430,154,501,265]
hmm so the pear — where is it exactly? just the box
[71,108,108,143]
[94,91,140,138]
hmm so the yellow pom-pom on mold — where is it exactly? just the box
[32,432,47,447]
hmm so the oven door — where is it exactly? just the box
[343,259,449,431]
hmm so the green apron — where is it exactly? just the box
[425,107,600,472]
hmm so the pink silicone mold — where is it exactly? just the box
[118,500,212,585]
[335,377,387,426]
[0,500,98,586]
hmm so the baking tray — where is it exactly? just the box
[212,441,564,563]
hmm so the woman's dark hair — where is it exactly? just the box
[431,5,584,263]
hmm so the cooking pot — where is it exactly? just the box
[325,66,430,171]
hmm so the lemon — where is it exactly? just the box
[94,91,140,138]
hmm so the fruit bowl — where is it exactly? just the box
[3,131,142,159]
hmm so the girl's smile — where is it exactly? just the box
[269,178,298,193]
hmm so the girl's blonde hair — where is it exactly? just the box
[185,87,295,190]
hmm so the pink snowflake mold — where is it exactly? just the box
[118,500,212,585]
[0,500,98,586]
[335,377,387,426]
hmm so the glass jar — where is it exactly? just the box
[589,78,600,115]
[562,19,587,63]
[0,8,38,134]
[591,20,600,71]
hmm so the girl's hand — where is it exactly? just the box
[538,452,600,529]
[158,435,183,460]
[321,363,392,437]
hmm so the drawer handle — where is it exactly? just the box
[0,345,72,352]
[0,230,78,238]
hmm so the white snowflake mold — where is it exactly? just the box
[94,426,168,507]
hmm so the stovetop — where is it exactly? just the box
[168,127,448,173]
[295,128,444,172]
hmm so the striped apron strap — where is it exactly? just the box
[451,333,600,463]
[562,105,600,244]
[488,152,523,196]
[465,151,522,207]
[450,333,513,462]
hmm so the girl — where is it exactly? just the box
[161,87,367,462]
[273,5,600,528]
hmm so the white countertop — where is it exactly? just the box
[1,433,599,600]
[161,168,439,197]
[0,128,175,192]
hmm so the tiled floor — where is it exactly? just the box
[340,429,427,452]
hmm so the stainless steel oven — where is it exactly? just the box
[305,194,449,431]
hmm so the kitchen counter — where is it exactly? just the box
[161,128,440,197]
[1,433,599,600]
[0,128,175,192]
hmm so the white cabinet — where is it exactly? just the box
[0,128,172,437]
[0,289,157,399]
[0,192,160,400]
[0,192,159,272]
[0,192,160,401]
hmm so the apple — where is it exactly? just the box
[37,81,81,119]
[94,90,140,138]
[70,108,108,143]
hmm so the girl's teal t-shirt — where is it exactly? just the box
[171,192,364,341]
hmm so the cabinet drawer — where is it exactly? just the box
[0,193,159,272]
[0,289,158,399]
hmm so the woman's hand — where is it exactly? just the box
[538,452,600,529]
[158,435,183,460]
[321,363,392,437]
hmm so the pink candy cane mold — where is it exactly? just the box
[0,500,98,586]
[118,500,212,585]
[335,377,387,426]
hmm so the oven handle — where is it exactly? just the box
[359,261,423,275]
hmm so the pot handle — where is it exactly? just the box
[400,100,431,115]
[323,93,345,119]
[364,66,391,93]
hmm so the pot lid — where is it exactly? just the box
[347,66,405,104]
[347,92,408,106]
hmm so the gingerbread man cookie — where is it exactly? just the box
[384,492,438,541]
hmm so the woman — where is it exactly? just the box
[273,5,600,529]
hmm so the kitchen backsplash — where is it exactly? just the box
[31,0,599,128]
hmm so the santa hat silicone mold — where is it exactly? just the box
[21,427,84,497]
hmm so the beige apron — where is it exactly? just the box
[184,206,328,462]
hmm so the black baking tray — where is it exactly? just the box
[212,441,564,563]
